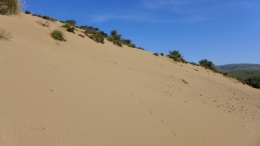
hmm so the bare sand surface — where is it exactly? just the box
[0,14,260,146]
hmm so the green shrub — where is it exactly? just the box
[93,33,104,43]
[0,0,25,15]
[153,53,159,56]
[199,59,217,72]
[137,47,145,50]
[223,72,228,76]
[67,27,75,33]
[51,30,66,41]
[85,29,94,34]
[42,15,56,22]
[244,76,260,89]
[64,20,76,26]
[24,10,31,14]
[160,53,164,56]
[128,43,136,48]
[167,50,186,63]
[62,23,71,28]
[111,40,122,47]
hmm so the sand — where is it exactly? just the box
[0,13,260,146]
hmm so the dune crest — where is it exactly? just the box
[0,14,260,146]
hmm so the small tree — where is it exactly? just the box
[199,59,217,72]
[167,50,186,63]
[244,76,260,89]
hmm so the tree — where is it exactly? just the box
[199,59,217,72]
[244,76,260,89]
[167,50,186,63]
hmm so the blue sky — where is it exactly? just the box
[26,0,260,65]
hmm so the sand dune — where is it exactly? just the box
[0,14,260,146]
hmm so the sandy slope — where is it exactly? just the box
[0,14,260,146]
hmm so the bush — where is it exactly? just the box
[67,27,75,33]
[112,40,122,47]
[51,30,66,41]
[85,29,94,34]
[199,59,217,72]
[64,20,76,26]
[42,15,56,22]
[0,28,13,40]
[137,47,145,50]
[223,72,228,76]
[160,53,164,56]
[62,23,71,28]
[128,43,136,48]
[244,76,260,89]
[167,50,186,63]
[153,53,159,56]
[0,0,26,15]
[24,10,31,14]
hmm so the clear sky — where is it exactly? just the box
[26,0,260,65]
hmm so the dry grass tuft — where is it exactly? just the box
[0,28,13,40]
[37,20,50,27]
[0,0,26,15]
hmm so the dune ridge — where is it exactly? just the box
[0,14,260,146]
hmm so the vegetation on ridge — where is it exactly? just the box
[167,50,186,63]
[199,59,217,72]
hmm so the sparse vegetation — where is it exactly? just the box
[42,15,56,22]
[160,53,164,56]
[0,0,26,15]
[0,28,13,40]
[167,50,186,63]
[244,76,260,89]
[51,30,66,41]
[36,20,50,27]
[189,62,199,66]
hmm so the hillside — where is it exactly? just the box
[227,70,260,81]
[1,14,260,146]
[217,64,260,72]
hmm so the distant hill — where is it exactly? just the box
[216,64,260,81]
[216,64,260,72]
[226,70,260,81]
